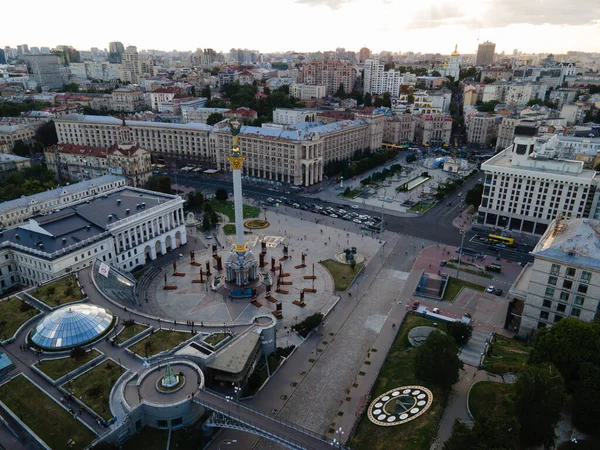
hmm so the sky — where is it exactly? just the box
[4,0,600,55]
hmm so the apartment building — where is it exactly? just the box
[111,87,145,112]
[363,59,401,97]
[467,113,501,147]
[54,114,213,162]
[482,82,547,106]
[298,59,356,95]
[414,114,452,146]
[273,108,319,125]
[0,175,126,228]
[45,143,152,187]
[0,186,186,294]
[477,124,600,235]
[0,123,38,147]
[511,217,600,334]
[23,54,63,89]
[148,87,181,112]
[289,83,326,100]
[181,106,229,124]
[383,115,416,144]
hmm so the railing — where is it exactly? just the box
[1,231,111,258]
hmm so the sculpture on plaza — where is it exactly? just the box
[344,247,357,263]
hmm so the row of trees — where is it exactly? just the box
[360,163,402,186]
[0,100,51,117]
[0,166,60,203]
[324,148,398,179]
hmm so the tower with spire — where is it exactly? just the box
[446,44,462,81]
[224,120,258,286]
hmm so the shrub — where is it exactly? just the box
[292,313,323,338]
[70,346,86,360]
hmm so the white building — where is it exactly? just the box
[445,45,461,80]
[273,108,318,125]
[482,81,547,106]
[121,46,141,84]
[477,124,600,235]
[363,59,402,97]
[511,217,600,334]
[0,186,186,293]
[181,106,229,124]
[289,83,326,100]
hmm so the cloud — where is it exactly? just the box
[408,4,475,29]
[295,0,353,9]
[487,0,600,27]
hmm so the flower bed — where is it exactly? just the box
[244,219,269,229]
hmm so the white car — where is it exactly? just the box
[267,197,274,202]
[330,214,338,218]
[457,192,462,197]
[351,205,359,209]
[486,285,495,293]
[353,218,362,224]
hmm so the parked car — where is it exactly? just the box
[351,205,359,209]
[432,307,440,314]
[494,288,503,296]
[439,261,447,267]
[330,214,338,218]
[464,312,472,319]
[486,285,495,293]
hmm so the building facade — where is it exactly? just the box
[0,123,37,147]
[111,87,145,112]
[414,114,453,146]
[23,55,63,90]
[383,115,416,144]
[467,113,500,147]
[477,124,600,235]
[512,218,600,334]
[288,83,326,100]
[273,108,318,125]
[476,41,496,66]
[298,59,356,95]
[181,107,229,124]
[363,59,402,97]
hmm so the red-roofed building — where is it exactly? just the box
[224,107,258,122]
[149,86,183,112]
[45,142,152,186]
[238,71,254,85]
[254,92,268,99]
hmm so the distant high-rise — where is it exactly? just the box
[121,46,141,84]
[24,54,64,89]
[476,41,496,66]
[0,49,5,65]
[108,41,125,63]
[17,44,30,57]
[359,47,371,62]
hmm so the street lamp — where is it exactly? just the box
[456,229,466,280]
[331,427,344,448]
[218,440,237,449]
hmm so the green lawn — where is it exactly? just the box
[481,335,530,374]
[442,277,486,302]
[129,329,191,357]
[63,359,121,420]
[33,276,84,307]
[408,201,436,213]
[115,323,149,344]
[351,314,448,450]
[444,263,493,279]
[37,349,102,381]
[211,199,260,222]
[0,297,40,340]
[0,375,96,450]
[468,381,515,421]
[339,188,363,199]
[223,224,236,235]
[321,259,363,291]
[204,332,229,347]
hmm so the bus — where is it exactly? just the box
[488,235,514,246]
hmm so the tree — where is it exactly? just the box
[335,83,346,98]
[204,202,213,214]
[206,112,224,125]
[210,210,219,226]
[201,85,211,100]
[446,321,473,346]
[202,214,212,231]
[382,92,391,108]
[215,188,228,202]
[190,86,197,97]
[573,362,600,433]
[70,346,86,360]
[431,70,442,77]
[465,183,484,208]
[63,83,80,93]
[364,93,372,107]
[414,330,463,390]
[35,120,58,148]
[477,101,500,113]
[482,77,496,84]
[144,175,172,194]
[529,318,600,391]
[187,191,204,210]
[515,363,566,448]
[12,139,30,157]
[594,162,600,172]
[444,414,520,450]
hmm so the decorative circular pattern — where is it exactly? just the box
[244,219,270,229]
[367,386,434,427]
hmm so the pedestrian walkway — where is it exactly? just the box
[459,328,492,367]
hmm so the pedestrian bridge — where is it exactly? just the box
[194,389,347,450]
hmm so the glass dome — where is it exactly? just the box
[30,304,114,350]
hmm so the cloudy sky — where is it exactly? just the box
[4,0,600,54]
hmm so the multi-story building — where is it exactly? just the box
[108,41,125,64]
[0,175,126,228]
[289,83,326,100]
[273,108,318,125]
[148,87,181,112]
[477,124,600,235]
[363,59,402,97]
[467,112,501,147]
[298,59,356,95]
[191,48,217,66]
[218,69,238,86]
[45,142,152,187]
[476,41,496,66]
[223,107,258,122]
[54,114,213,163]
[511,217,600,334]
[23,54,63,90]
[414,114,452,146]
[121,46,141,84]
[181,106,229,124]
[0,186,186,293]
[383,115,416,144]
[0,123,37,147]
[482,81,547,106]
[0,154,31,176]
[548,88,578,108]
[111,87,146,112]
[359,47,371,62]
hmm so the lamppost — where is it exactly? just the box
[225,395,233,415]
[456,229,466,280]
[331,427,344,448]
[218,440,237,449]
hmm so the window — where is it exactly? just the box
[171,417,183,427]
[571,308,581,317]
[566,267,576,277]
[548,276,557,286]
[575,296,585,306]
[157,419,168,428]
[540,311,549,320]
[551,264,560,275]
[559,292,570,301]
[543,300,552,308]
[562,280,573,290]
[545,287,555,297]
[554,315,563,323]
[581,271,592,281]
[557,304,566,313]
[578,284,588,294]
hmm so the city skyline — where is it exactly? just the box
[3,0,600,55]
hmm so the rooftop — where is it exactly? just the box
[533,218,600,271]
[56,114,212,132]
[206,330,261,375]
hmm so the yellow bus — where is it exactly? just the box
[488,235,514,246]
